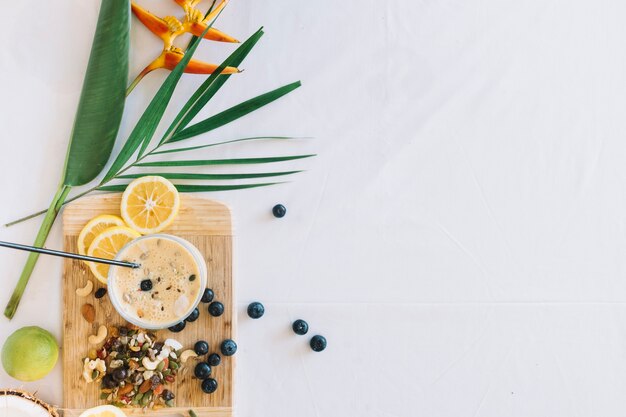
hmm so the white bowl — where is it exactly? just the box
[107,234,207,330]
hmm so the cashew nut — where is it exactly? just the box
[88,325,107,344]
[156,345,171,361]
[75,280,93,297]
[164,338,183,350]
[142,357,159,371]
[179,349,198,363]
[82,358,92,383]
[82,358,106,382]
[94,359,106,373]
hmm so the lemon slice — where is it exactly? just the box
[78,405,127,417]
[86,226,141,284]
[77,214,126,255]
[120,176,180,234]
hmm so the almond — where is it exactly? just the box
[118,383,134,397]
[81,303,95,323]
[139,379,152,394]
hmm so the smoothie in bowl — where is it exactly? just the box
[108,234,207,329]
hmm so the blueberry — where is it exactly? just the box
[272,204,287,218]
[194,340,209,355]
[292,319,309,335]
[112,367,128,382]
[162,389,175,401]
[208,301,224,317]
[194,362,212,379]
[94,288,107,299]
[220,339,237,356]
[309,335,327,352]
[247,302,265,319]
[140,279,153,291]
[201,377,218,394]
[185,307,200,322]
[201,288,215,303]
[168,321,186,333]
[101,374,118,389]
[207,353,221,366]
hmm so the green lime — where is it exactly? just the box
[1,326,58,381]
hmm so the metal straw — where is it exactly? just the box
[0,240,140,269]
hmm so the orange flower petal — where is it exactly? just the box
[163,51,239,74]
[189,22,239,43]
[174,0,201,7]
[205,0,229,22]
[131,2,170,38]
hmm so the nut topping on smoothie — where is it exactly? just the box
[110,236,203,328]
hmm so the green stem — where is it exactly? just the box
[126,71,146,97]
[4,187,96,227]
[4,185,71,319]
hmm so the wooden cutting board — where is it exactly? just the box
[61,194,234,417]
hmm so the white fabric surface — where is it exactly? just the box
[2,0,626,415]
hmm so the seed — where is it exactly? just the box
[141,392,152,406]
[156,361,165,372]
[165,399,174,407]
[94,288,107,299]
[91,370,99,380]
[134,392,143,402]
[188,274,196,282]
[169,361,179,370]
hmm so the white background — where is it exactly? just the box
[2,0,626,416]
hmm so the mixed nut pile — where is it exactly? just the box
[82,325,195,408]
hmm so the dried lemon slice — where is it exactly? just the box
[77,214,126,255]
[78,405,128,417]
[86,226,141,284]
[120,176,180,235]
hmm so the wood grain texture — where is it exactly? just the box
[61,194,234,416]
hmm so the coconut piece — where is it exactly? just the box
[0,389,59,417]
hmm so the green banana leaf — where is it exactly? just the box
[4,0,130,319]
[61,0,130,186]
